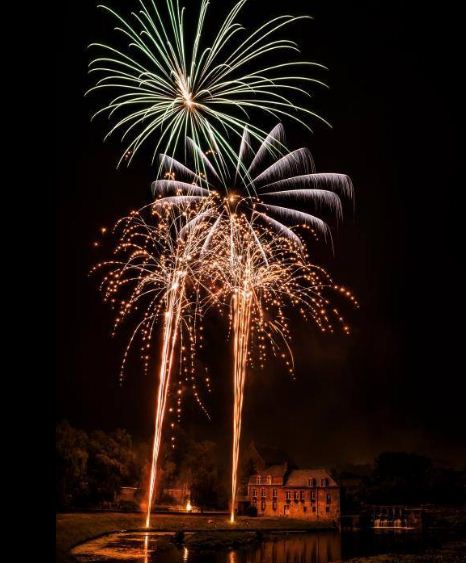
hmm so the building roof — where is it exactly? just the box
[248,464,287,484]
[284,469,338,488]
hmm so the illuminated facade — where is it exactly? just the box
[247,465,340,522]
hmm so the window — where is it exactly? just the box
[326,494,331,504]
[294,491,300,501]
[321,478,328,487]
[308,478,316,487]
[286,491,291,501]
[261,500,266,511]
[252,497,257,505]
[272,501,277,511]
[256,476,261,485]
[267,475,272,485]
[300,490,305,501]
[252,488,257,498]
[311,490,316,501]
[261,488,266,498]
[272,488,277,499]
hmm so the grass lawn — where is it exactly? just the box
[57,512,332,563]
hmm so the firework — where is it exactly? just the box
[94,190,356,525]
[87,0,328,169]
[93,197,220,527]
[155,123,353,249]
[150,124,355,522]
[202,213,357,521]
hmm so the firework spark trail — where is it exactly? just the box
[145,272,184,528]
[203,214,357,522]
[94,198,222,528]
[230,289,252,522]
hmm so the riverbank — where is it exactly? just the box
[56,512,333,563]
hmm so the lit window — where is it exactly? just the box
[267,475,272,485]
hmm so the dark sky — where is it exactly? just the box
[56,1,464,469]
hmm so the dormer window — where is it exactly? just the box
[321,478,329,487]
[256,475,261,485]
[308,478,316,487]
[267,475,272,485]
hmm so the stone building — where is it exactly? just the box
[239,442,340,523]
[247,466,340,522]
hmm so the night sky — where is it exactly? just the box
[56,1,464,468]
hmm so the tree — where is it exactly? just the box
[56,422,146,509]
[56,421,89,509]
[86,429,139,504]
[179,440,227,509]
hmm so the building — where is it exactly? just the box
[247,465,340,522]
[238,443,340,523]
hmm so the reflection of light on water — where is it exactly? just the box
[72,530,343,563]
[144,533,149,563]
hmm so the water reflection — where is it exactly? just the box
[72,531,342,563]
[243,533,341,563]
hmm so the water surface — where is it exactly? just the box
[72,529,441,562]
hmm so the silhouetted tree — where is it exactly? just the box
[56,421,89,508]
[56,422,146,509]
[179,440,227,509]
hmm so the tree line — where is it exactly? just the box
[56,421,228,510]
[57,421,465,512]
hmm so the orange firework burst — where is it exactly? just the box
[202,212,358,521]
[92,197,220,528]
[93,189,357,526]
